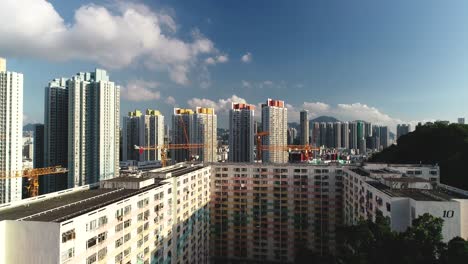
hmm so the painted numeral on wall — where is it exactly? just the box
[443,210,454,218]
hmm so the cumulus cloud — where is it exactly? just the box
[165,96,176,105]
[187,95,247,113]
[241,80,252,88]
[241,52,252,63]
[0,0,223,85]
[120,80,161,101]
[204,54,229,65]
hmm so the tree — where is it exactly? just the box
[337,213,448,264]
[440,237,468,264]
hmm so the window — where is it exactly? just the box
[87,237,97,249]
[62,229,76,243]
[86,254,97,264]
[124,219,131,228]
[98,248,107,261]
[115,223,123,232]
[115,237,123,248]
[98,216,108,226]
[61,248,75,261]
[124,233,131,242]
[115,253,123,262]
[124,205,132,215]
[124,247,131,257]
[98,232,107,243]
[386,203,391,212]
[86,220,97,231]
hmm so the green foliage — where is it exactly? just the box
[335,213,468,264]
[370,123,468,189]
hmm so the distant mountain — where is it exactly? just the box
[310,116,340,123]
[23,123,40,132]
[287,122,300,130]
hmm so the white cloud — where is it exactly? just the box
[241,52,252,63]
[205,57,216,65]
[0,0,222,85]
[121,80,161,101]
[241,80,252,88]
[165,96,176,105]
[187,95,247,113]
[204,54,229,65]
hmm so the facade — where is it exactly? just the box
[44,78,69,193]
[33,124,45,169]
[396,124,411,140]
[348,122,358,150]
[299,110,309,145]
[333,122,342,148]
[194,107,217,162]
[0,163,211,264]
[210,163,344,263]
[261,99,288,163]
[311,122,320,147]
[0,58,23,203]
[458,118,465,125]
[229,103,255,162]
[379,126,389,148]
[340,122,349,150]
[287,127,297,145]
[122,109,164,162]
[68,69,120,188]
[172,108,196,163]
[343,164,468,242]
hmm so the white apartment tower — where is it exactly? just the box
[194,107,217,162]
[261,99,288,163]
[0,58,23,203]
[68,69,120,188]
[229,103,255,162]
[122,109,164,162]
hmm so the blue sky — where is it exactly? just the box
[2,0,468,129]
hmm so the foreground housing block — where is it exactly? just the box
[0,163,211,264]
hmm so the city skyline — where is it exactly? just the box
[2,0,468,130]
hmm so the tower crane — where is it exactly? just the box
[255,132,319,162]
[0,166,68,197]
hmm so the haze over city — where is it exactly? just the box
[2,0,468,128]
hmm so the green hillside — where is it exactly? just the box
[370,122,468,190]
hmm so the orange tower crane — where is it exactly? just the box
[135,144,205,167]
[255,132,319,162]
[0,166,68,197]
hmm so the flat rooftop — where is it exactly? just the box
[367,181,468,201]
[0,164,206,223]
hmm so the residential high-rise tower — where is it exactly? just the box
[261,99,288,163]
[229,103,255,162]
[122,109,164,162]
[300,110,309,145]
[0,58,23,203]
[67,69,120,188]
[43,78,68,193]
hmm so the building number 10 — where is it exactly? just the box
[443,210,454,218]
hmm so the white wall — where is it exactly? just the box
[0,220,60,264]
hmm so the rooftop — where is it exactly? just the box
[0,164,206,223]
[367,181,468,201]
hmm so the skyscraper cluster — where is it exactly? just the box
[171,107,217,163]
[122,109,164,162]
[310,121,390,151]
